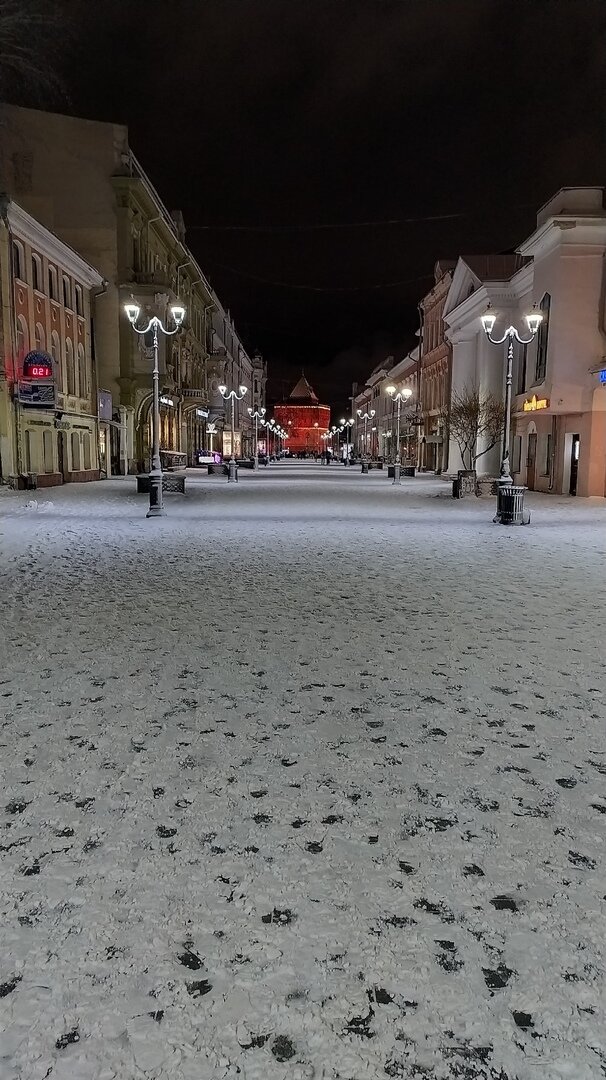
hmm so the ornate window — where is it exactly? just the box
[66,338,76,396]
[11,240,25,281]
[32,254,43,292]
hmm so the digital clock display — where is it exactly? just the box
[23,351,53,379]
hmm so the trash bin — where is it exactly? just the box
[497,485,528,525]
[361,461,369,474]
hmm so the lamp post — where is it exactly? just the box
[207,421,217,456]
[218,382,248,482]
[125,300,185,517]
[247,406,266,469]
[385,385,413,484]
[356,409,375,461]
[480,305,543,489]
[340,418,354,464]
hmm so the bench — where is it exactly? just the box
[136,473,186,494]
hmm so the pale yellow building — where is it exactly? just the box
[0,197,102,486]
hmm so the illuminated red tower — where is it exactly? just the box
[273,375,330,454]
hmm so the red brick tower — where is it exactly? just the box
[273,375,331,454]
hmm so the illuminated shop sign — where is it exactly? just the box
[196,408,209,418]
[523,395,549,412]
[160,396,174,407]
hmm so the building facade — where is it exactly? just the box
[354,352,419,461]
[0,103,264,475]
[441,191,606,495]
[0,198,103,487]
[512,188,606,498]
[273,375,330,454]
[418,261,455,472]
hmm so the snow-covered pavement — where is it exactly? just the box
[1,465,605,1080]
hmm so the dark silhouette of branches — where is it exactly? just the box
[0,0,70,103]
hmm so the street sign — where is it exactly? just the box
[98,389,113,420]
[17,381,56,408]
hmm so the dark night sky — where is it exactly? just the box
[16,0,606,410]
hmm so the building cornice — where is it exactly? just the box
[518,215,606,259]
[6,200,104,286]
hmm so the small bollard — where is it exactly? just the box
[392,462,401,485]
[361,461,369,474]
[228,460,238,483]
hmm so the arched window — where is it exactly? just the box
[16,314,28,362]
[65,338,76,396]
[32,254,43,292]
[71,431,81,471]
[74,284,84,316]
[83,432,92,470]
[48,266,58,301]
[534,293,551,384]
[62,275,72,309]
[11,240,24,281]
[34,323,45,353]
[43,430,54,473]
[77,344,87,398]
[50,331,61,388]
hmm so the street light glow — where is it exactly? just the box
[218,384,227,395]
[480,308,496,335]
[385,385,396,396]
[526,308,543,335]
[125,303,140,324]
[170,305,186,325]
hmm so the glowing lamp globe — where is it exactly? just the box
[526,309,543,335]
[124,302,140,324]
[481,310,496,335]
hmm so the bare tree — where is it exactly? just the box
[0,0,68,102]
[444,385,505,472]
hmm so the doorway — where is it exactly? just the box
[569,434,580,496]
[526,433,537,490]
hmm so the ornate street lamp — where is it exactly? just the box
[340,418,354,465]
[385,385,413,484]
[247,406,266,469]
[356,408,375,464]
[125,300,185,517]
[218,382,248,482]
[480,304,543,488]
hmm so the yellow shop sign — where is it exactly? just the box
[523,395,549,412]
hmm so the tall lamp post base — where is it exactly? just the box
[146,472,165,517]
[392,462,401,485]
[228,459,238,483]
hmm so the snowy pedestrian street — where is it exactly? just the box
[1,465,605,1080]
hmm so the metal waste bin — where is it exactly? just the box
[496,485,528,525]
[361,461,369,474]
